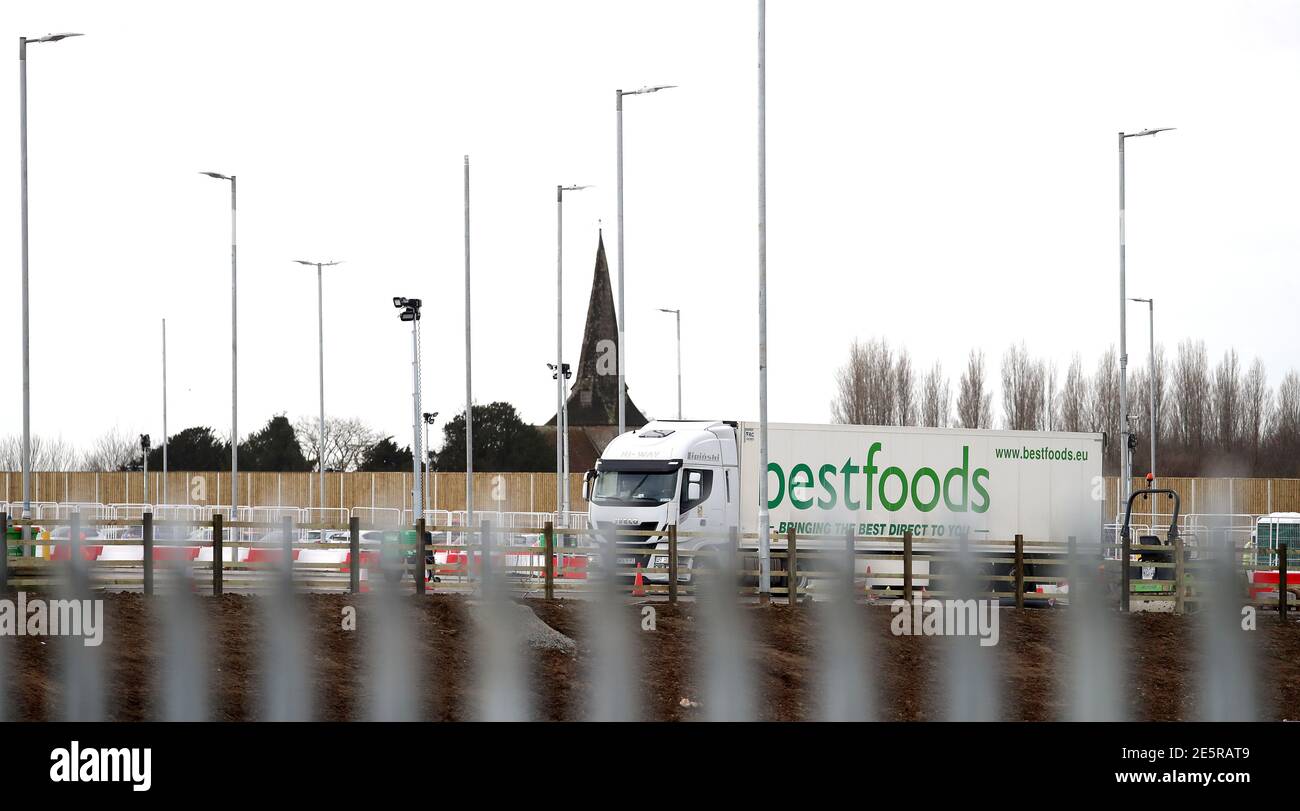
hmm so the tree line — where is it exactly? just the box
[0,401,555,474]
[832,338,1300,477]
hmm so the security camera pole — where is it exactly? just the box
[422,412,438,516]
[395,297,424,523]
[141,434,151,504]
[294,259,342,515]
[201,170,239,518]
[657,308,682,419]
[19,32,83,541]
[756,0,771,597]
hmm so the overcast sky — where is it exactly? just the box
[3,0,1298,454]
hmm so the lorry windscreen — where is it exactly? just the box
[592,469,679,506]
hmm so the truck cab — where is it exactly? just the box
[584,420,739,580]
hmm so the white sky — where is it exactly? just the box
[3,0,1298,453]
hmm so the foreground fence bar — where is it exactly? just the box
[212,514,224,596]
[1121,525,1132,613]
[543,521,554,600]
[282,516,294,590]
[1281,543,1290,624]
[1174,532,1185,615]
[787,525,798,606]
[143,512,154,596]
[1014,533,1024,609]
[844,528,855,599]
[903,530,912,603]
[349,516,360,594]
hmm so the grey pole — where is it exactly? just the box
[18,32,82,539]
[411,316,423,525]
[162,318,168,504]
[1118,132,1128,506]
[613,84,676,439]
[294,259,341,516]
[657,308,682,419]
[464,155,474,528]
[202,171,238,517]
[556,184,590,518]
[756,0,771,596]
[1117,128,1173,506]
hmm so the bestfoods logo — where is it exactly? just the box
[767,443,990,513]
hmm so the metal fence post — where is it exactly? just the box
[282,516,294,592]
[414,517,426,595]
[1014,533,1024,610]
[543,520,555,600]
[1280,542,1289,624]
[786,525,798,606]
[1121,525,1131,613]
[903,530,913,603]
[212,513,224,596]
[480,518,493,588]
[143,511,154,596]
[1173,531,1184,615]
[349,515,360,595]
[668,523,678,604]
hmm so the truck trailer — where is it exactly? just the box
[584,420,1105,591]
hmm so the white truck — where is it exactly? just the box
[583,420,1105,590]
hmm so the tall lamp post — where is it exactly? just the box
[294,258,342,515]
[556,184,590,519]
[615,83,676,437]
[756,0,771,597]
[1117,127,1172,504]
[201,170,239,517]
[394,297,424,523]
[657,308,682,419]
[19,32,83,539]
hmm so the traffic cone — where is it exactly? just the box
[632,563,645,597]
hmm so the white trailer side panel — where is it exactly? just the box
[737,422,1103,543]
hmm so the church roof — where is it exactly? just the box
[548,232,648,428]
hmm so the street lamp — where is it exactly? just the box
[394,297,424,522]
[18,32,83,539]
[1118,127,1172,504]
[201,170,238,517]
[615,83,676,437]
[294,258,342,515]
[657,308,682,419]
[422,411,438,517]
[557,184,591,520]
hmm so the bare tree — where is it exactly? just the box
[1087,347,1120,471]
[894,349,918,426]
[919,361,951,428]
[832,338,896,425]
[1000,342,1046,430]
[1240,357,1271,466]
[1170,339,1210,451]
[1211,348,1243,452]
[0,434,81,472]
[1057,354,1089,432]
[1273,371,1300,474]
[295,415,384,472]
[956,350,993,429]
[83,428,140,471]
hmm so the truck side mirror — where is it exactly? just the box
[582,470,596,501]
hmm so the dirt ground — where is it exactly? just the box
[6,592,1300,721]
